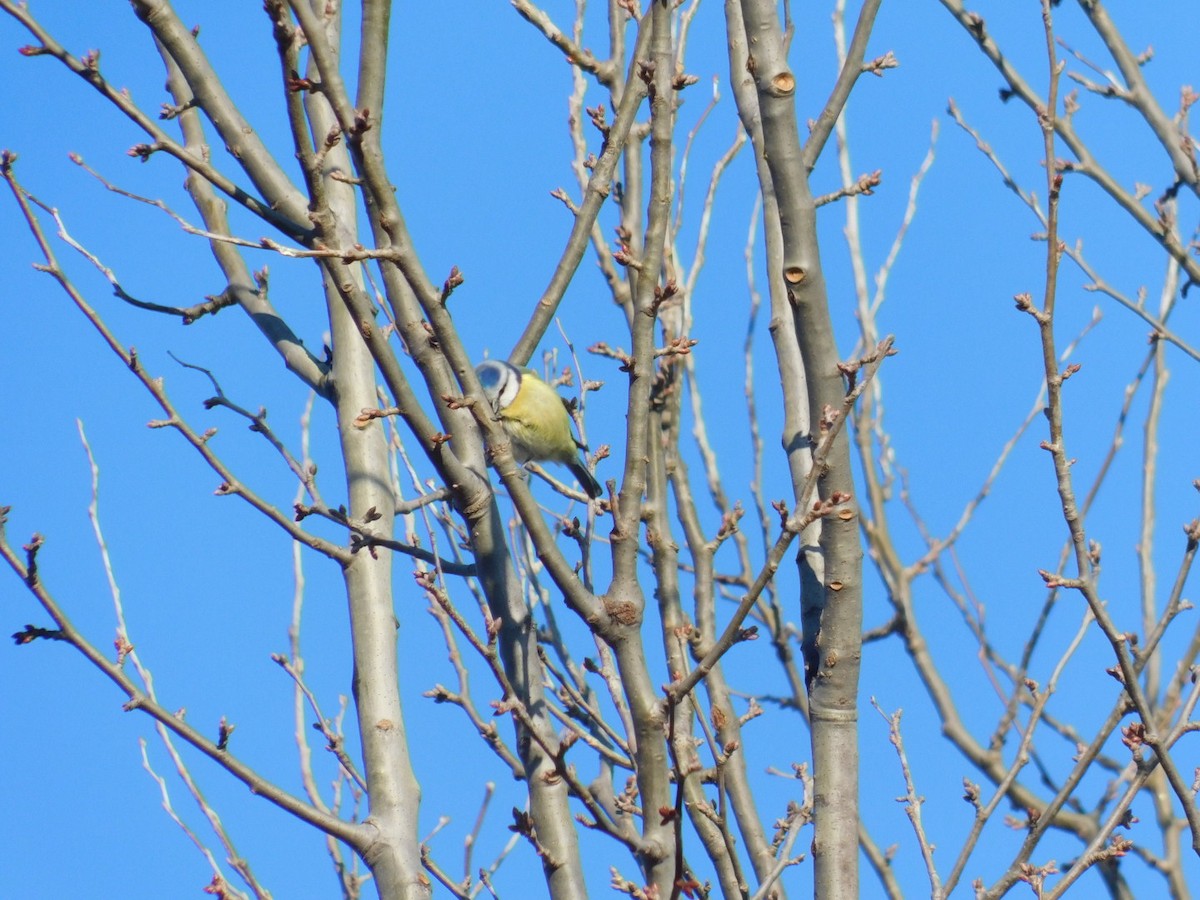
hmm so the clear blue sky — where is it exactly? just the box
[2,2,1197,897]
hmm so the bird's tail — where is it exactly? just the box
[570,462,603,499]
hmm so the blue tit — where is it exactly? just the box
[476,359,602,499]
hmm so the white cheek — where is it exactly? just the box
[498,375,520,409]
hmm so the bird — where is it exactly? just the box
[475,358,602,499]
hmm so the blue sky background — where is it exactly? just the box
[2,2,1198,897]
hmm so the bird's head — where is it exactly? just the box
[475,359,521,413]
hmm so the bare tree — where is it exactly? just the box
[1,1,1197,898]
